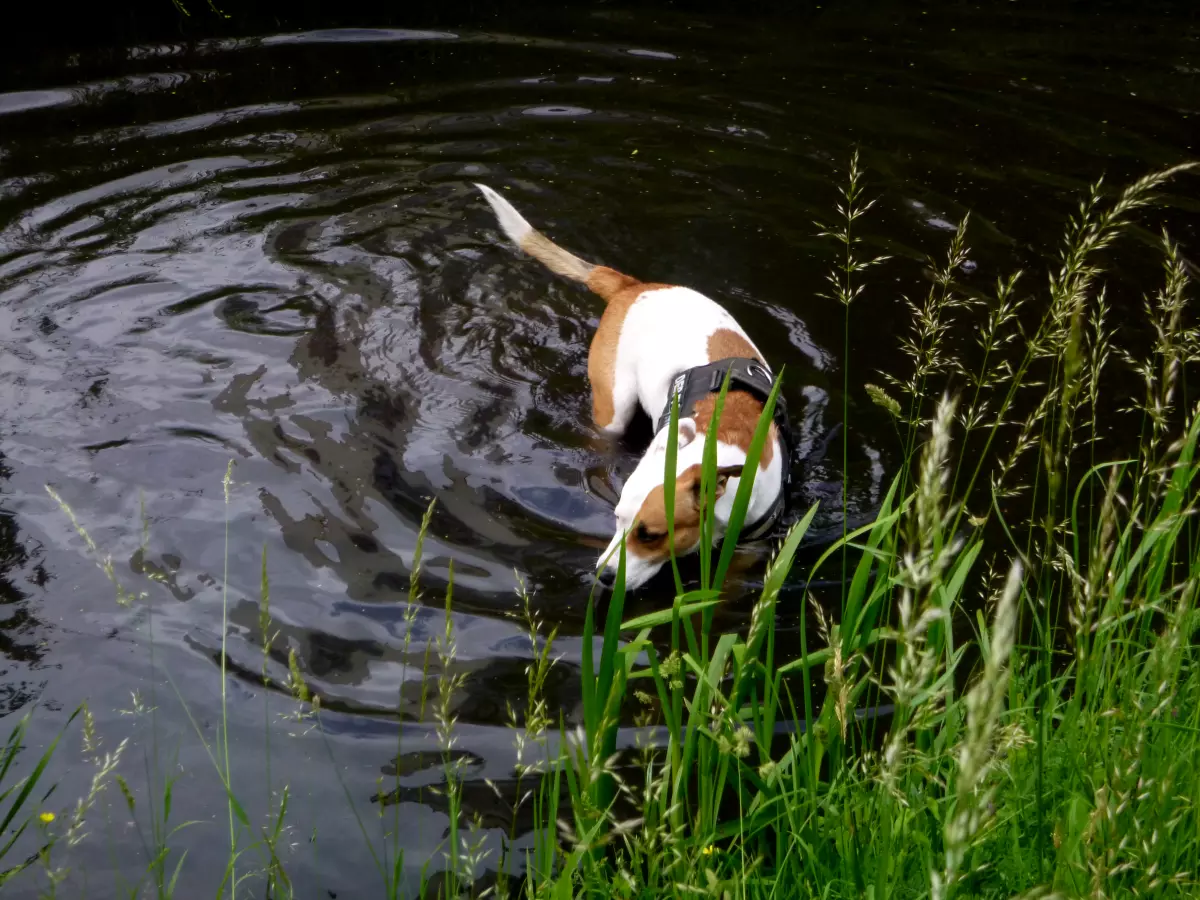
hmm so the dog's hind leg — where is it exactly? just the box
[587,271,661,437]
[589,363,638,436]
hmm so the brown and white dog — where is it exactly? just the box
[476,184,786,590]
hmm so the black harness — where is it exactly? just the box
[654,357,794,541]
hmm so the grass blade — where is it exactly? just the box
[714,370,785,590]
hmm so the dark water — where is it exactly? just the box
[1,2,1197,894]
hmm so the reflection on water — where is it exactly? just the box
[0,2,1197,894]
[0,450,52,716]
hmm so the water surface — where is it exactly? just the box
[1,3,1197,894]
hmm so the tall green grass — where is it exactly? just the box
[506,160,1200,899]
[4,160,1199,899]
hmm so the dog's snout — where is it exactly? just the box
[597,568,617,589]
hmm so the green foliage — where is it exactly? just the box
[0,706,79,886]
[525,160,1200,900]
[9,160,1199,900]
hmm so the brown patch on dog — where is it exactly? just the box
[702,329,776,468]
[691,391,777,469]
[626,464,741,561]
[586,266,641,303]
[585,266,673,428]
[707,328,764,364]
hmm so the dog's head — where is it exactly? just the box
[597,418,743,591]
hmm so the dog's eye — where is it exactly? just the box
[635,523,660,543]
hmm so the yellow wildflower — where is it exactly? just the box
[39,811,55,824]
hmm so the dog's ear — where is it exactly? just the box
[686,464,745,506]
[714,465,744,497]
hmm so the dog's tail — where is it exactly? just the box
[476,184,629,295]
